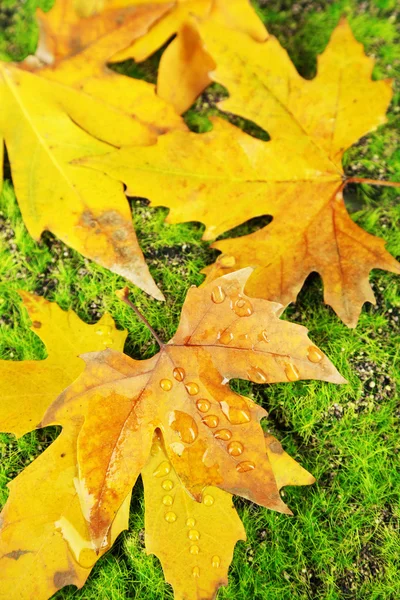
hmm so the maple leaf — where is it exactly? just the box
[143,432,314,600]
[108,0,267,114]
[82,19,400,326]
[0,5,182,300]
[0,292,130,599]
[42,268,344,552]
[34,0,173,64]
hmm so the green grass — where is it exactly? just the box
[1,0,400,599]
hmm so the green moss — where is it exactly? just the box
[1,1,400,599]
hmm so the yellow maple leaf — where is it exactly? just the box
[81,19,400,326]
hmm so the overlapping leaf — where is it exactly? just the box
[143,432,314,600]
[0,272,343,598]
[0,4,185,300]
[0,293,129,600]
[43,268,344,552]
[107,0,267,113]
[82,19,400,325]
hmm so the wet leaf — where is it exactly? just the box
[143,432,314,600]
[43,268,344,552]
[83,19,400,325]
[0,6,177,300]
[0,294,130,599]
[109,0,267,114]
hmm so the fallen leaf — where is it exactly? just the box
[83,19,400,325]
[35,0,173,63]
[43,268,344,552]
[109,0,267,114]
[0,6,175,300]
[143,431,314,600]
[0,294,130,600]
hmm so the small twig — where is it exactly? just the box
[116,287,165,348]
[344,176,400,189]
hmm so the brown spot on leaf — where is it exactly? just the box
[269,440,284,455]
[4,549,32,560]
[32,320,42,329]
[53,569,76,589]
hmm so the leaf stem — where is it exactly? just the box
[116,287,165,348]
[344,176,400,189]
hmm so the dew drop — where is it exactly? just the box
[236,461,255,473]
[218,329,234,345]
[212,555,221,568]
[170,411,198,444]
[95,325,112,336]
[162,495,174,506]
[196,398,211,413]
[162,479,174,491]
[220,398,251,425]
[190,545,200,555]
[228,441,244,456]
[192,566,200,578]
[214,429,232,441]
[211,285,226,304]
[233,296,253,317]
[103,338,114,348]
[164,511,177,523]
[202,415,219,428]
[185,382,199,395]
[285,363,300,382]
[186,518,196,527]
[188,529,200,541]
[259,330,270,343]
[173,367,185,381]
[247,366,268,383]
[153,461,171,478]
[307,345,324,363]
[160,378,173,391]
[203,494,214,506]
[219,254,236,268]
[78,548,97,568]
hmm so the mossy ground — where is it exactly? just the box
[1,1,400,599]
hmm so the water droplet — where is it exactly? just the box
[190,544,200,555]
[228,441,244,456]
[259,330,270,343]
[188,529,200,541]
[214,429,232,441]
[162,479,174,491]
[203,494,214,506]
[185,382,199,395]
[160,378,173,391]
[170,411,198,444]
[219,254,236,268]
[186,518,196,527]
[212,555,221,568]
[218,329,234,345]
[95,325,112,336]
[196,398,211,413]
[236,461,255,473]
[103,338,114,348]
[192,566,200,578]
[78,548,97,568]
[211,285,226,304]
[162,495,174,506]
[233,296,253,317]
[153,461,171,477]
[307,345,324,363]
[247,366,268,383]
[202,415,219,428]
[220,398,251,425]
[173,367,185,381]
[285,363,300,382]
[164,511,177,523]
